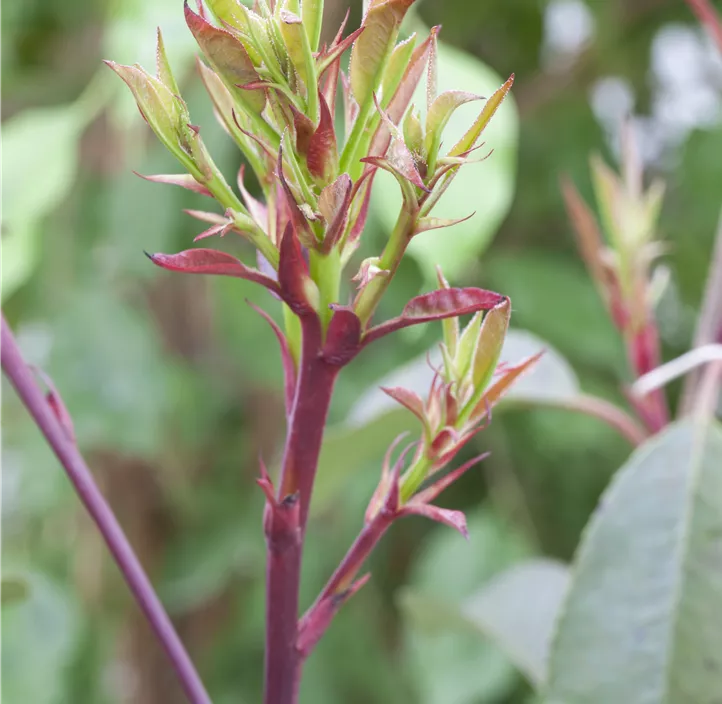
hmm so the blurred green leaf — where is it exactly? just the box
[1,574,31,606]
[462,559,570,687]
[547,419,722,703]
[371,38,518,282]
[1,106,83,300]
[161,519,263,612]
[42,290,172,455]
[400,506,532,704]
[1,572,80,704]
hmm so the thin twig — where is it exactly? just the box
[0,315,211,704]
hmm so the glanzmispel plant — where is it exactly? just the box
[5,2,527,703]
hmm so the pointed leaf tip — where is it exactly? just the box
[363,287,505,345]
[146,248,282,294]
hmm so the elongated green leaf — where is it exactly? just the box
[546,419,722,703]
[302,0,323,53]
[462,559,570,687]
[349,0,415,107]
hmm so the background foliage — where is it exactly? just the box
[3,0,721,702]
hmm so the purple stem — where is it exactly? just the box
[299,510,393,660]
[263,313,339,704]
[1,314,211,704]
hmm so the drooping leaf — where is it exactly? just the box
[463,559,570,687]
[547,419,722,703]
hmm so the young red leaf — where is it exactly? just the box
[290,105,316,156]
[133,172,213,197]
[398,503,469,539]
[381,386,427,424]
[184,209,228,225]
[318,174,352,251]
[362,287,506,345]
[277,223,316,314]
[192,221,234,241]
[307,92,338,181]
[146,248,282,295]
[322,307,362,365]
[277,147,317,248]
[346,175,374,245]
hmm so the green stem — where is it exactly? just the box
[355,206,417,325]
[399,455,432,503]
[309,248,341,330]
[339,98,374,177]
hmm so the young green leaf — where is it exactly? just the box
[349,0,416,107]
[302,0,324,53]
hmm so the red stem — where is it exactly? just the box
[627,320,669,433]
[298,509,393,660]
[0,315,211,704]
[263,314,339,704]
[685,0,722,53]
